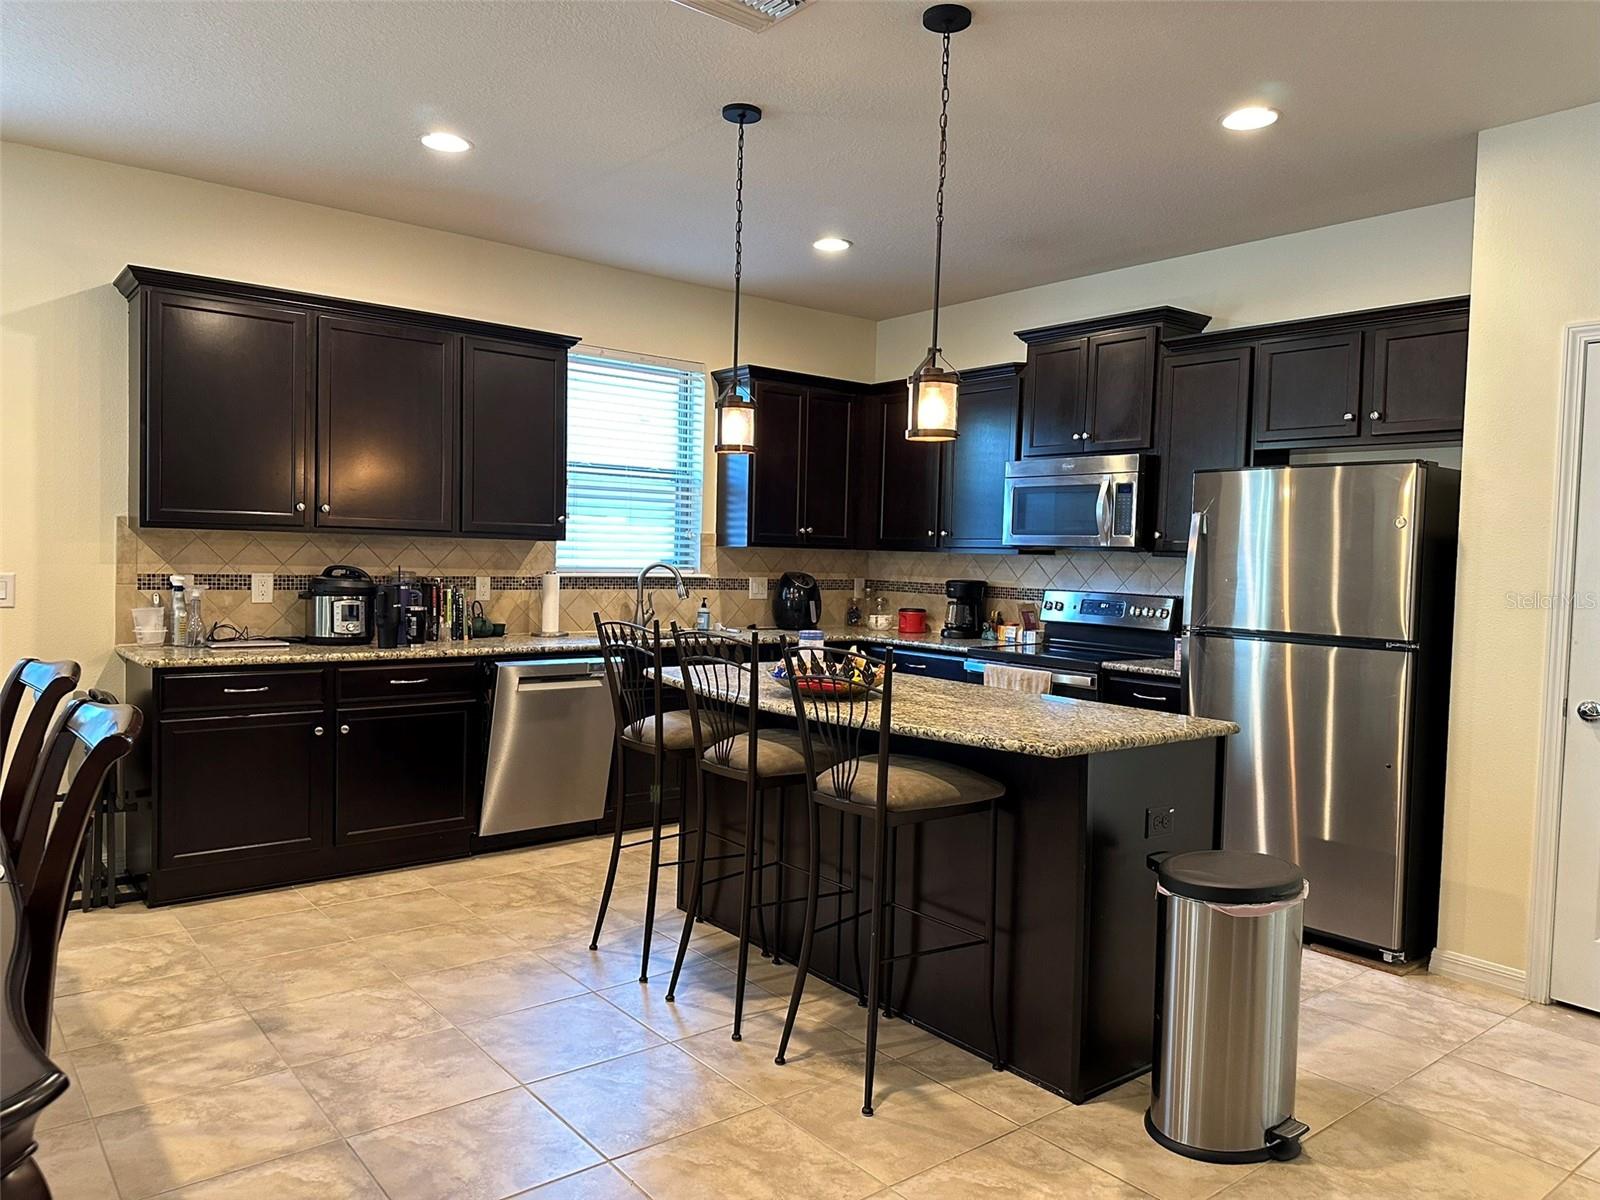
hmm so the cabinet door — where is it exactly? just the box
[940,372,1022,549]
[749,383,806,546]
[1155,348,1252,555]
[1253,332,1362,443]
[800,389,857,546]
[1365,315,1468,438]
[875,391,940,549]
[1021,338,1089,457]
[335,701,478,845]
[157,711,331,869]
[317,315,459,531]
[461,337,566,537]
[1084,327,1158,452]
[142,290,312,527]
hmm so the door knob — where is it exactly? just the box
[1578,701,1600,723]
[927,529,934,537]
[321,503,331,513]
[1370,411,1382,420]
[1082,431,1090,440]
[1343,412,1355,421]
[557,515,566,523]
[296,502,306,512]
[940,530,948,537]
[313,726,324,736]
[339,724,350,734]
[1071,433,1081,440]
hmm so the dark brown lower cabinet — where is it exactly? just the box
[334,701,480,845]
[156,710,331,871]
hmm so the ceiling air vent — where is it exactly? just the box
[669,0,808,33]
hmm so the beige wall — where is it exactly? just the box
[874,199,1475,375]
[1437,103,1600,975]
[0,142,877,686]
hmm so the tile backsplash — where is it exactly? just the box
[115,517,1183,642]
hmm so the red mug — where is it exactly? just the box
[898,607,927,634]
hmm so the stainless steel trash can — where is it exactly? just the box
[1146,849,1310,1163]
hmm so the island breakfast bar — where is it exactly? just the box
[660,664,1238,1104]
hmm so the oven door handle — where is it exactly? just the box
[1051,672,1096,690]
[1095,478,1113,545]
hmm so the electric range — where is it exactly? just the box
[966,589,1181,698]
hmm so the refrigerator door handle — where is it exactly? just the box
[1183,509,1206,627]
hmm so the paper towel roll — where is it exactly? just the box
[540,572,561,634]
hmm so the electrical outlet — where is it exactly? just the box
[250,573,273,604]
[476,576,490,602]
[0,572,14,609]
[854,576,866,597]
[748,576,768,600]
[1145,807,1176,838]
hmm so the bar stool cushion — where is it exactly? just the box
[705,729,836,779]
[624,710,738,751]
[819,753,1004,812]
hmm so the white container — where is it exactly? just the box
[132,606,167,646]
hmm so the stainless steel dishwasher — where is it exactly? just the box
[480,657,615,837]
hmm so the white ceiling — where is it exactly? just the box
[3,1,1597,319]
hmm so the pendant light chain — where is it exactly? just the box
[930,28,951,353]
[732,117,746,372]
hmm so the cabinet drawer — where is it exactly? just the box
[337,661,482,703]
[163,669,325,713]
[1101,673,1183,712]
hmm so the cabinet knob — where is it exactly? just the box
[1153,531,1162,540]
[927,529,935,537]
[296,502,306,512]
[1369,411,1382,420]
[1071,433,1081,441]
[940,530,948,537]
[313,726,324,736]
[1082,431,1090,440]
[1343,412,1355,421]
[557,514,566,524]
[320,503,331,513]
[339,724,350,735]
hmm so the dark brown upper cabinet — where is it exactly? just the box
[870,385,941,550]
[939,365,1024,550]
[1253,331,1363,444]
[132,289,313,528]
[461,337,567,538]
[1364,313,1468,439]
[716,366,863,548]
[317,315,458,532]
[1017,309,1210,458]
[117,266,578,537]
[1153,347,1252,556]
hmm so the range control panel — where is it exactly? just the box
[1041,590,1179,633]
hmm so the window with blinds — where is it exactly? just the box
[557,349,706,573]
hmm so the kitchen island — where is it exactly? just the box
[659,664,1236,1103]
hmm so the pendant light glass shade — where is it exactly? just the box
[907,353,959,442]
[714,101,762,455]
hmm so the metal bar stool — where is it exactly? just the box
[664,628,849,1040]
[774,643,1006,1116]
[591,617,733,981]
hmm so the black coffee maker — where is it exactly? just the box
[374,575,425,649]
[942,579,985,638]
[773,572,822,630]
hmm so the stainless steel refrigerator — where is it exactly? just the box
[1183,461,1459,962]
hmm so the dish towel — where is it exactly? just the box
[982,663,1052,694]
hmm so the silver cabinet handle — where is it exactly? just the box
[296,502,306,512]
[1343,412,1355,421]
[1369,410,1382,420]
[320,503,331,513]
[389,678,428,685]
[1578,700,1600,722]
[1131,691,1170,703]
[339,724,350,734]
[222,686,268,694]
[313,726,325,736]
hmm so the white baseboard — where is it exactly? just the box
[1428,949,1529,998]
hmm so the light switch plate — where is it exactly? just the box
[0,572,14,608]
[854,577,866,597]
[476,576,491,602]
[748,576,767,600]
[250,573,273,604]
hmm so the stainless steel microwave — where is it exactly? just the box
[1002,453,1148,548]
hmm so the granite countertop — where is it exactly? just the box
[657,666,1235,760]
[113,624,1009,671]
[1099,657,1183,680]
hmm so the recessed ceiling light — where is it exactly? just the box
[813,237,852,253]
[421,131,472,153]
[1221,106,1279,132]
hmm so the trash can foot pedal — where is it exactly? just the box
[1266,1117,1309,1161]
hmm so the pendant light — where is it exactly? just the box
[714,102,762,455]
[906,4,971,443]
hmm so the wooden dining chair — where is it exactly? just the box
[0,659,80,853]
[11,694,142,1047]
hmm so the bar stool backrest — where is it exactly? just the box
[781,643,894,820]
[0,658,81,853]
[594,616,665,742]
[12,693,142,1047]
[670,627,759,768]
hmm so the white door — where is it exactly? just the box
[1552,335,1600,1012]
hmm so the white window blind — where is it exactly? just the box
[557,349,706,573]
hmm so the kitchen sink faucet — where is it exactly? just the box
[634,562,689,626]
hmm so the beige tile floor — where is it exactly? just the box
[33,830,1600,1200]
